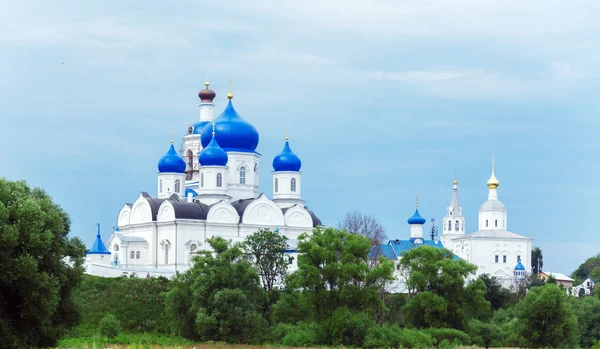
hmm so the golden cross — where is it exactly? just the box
[228,78,233,93]
[285,128,289,141]
[416,196,419,208]
[212,121,216,136]
[170,131,174,144]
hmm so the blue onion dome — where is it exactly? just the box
[188,121,209,135]
[200,98,259,152]
[273,137,302,172]
[515,260,525,271]
[199,128,228,166]
[407,209,426,225]
[158,142,186,173]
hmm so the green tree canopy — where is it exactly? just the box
[572,254,600,284]
[399,246,489,329]
[479,274,509,310]
[517,284,578,348]
[165,237,267,343]
[243,228,289,292]
[570,295,600,348]
[286,227,394,321]
[0,178,86,349]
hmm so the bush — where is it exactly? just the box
[364,325,435,349]
[98,314,120,341]
[423,327,471,346]
[280,323,317,347]
[323,307,375,346]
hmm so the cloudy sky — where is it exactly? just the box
[1,0,598,273]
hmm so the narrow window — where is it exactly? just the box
[495,255,498,263]
[486,220,489,227]
[495,219,498,227]
[291,178,297,192]
[450,211,453,216]
[288,256,293,265]
[455,220,459,231]
[136,251,140,259]
[159,180,163,193]
[448,221,452,231]
[239,167,246,184]
[503,255,507,263]
[275,178,278,192]
[130,251,135,259]
[517,255,521,263]
[175,179,181,193]
[165,246,169,264]
[201,173,204,188]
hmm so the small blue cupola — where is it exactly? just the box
[88,223,111,255]
[407,209,426,225]
[199,125,229,166]
[273,136,302,172]
[515,258,525,271]
[158,141,186,173]
[514,256,526,280]
[200,94,259,153]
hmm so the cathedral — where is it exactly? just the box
[85,82,532,288]
[84,82,321,278]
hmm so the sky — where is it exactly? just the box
[0,0,598,274]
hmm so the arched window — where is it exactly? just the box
[165,246,169,265]
[495,219,498,227]
[130,251,135,259]
[175,179,181,193]
[275,178,278,192]
[201,173,204,188]
[190,244,197,252]
[455,220,459,231]
[136,251,140,259]
[486,220,489,227]
[448,221,452,231]
[450,211,453,216]
[239,167,246,184]
[291,178,296,192]
[216,173,222,187]
[114,244,120,251]
[159,180,163,193]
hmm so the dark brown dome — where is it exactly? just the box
[199,82,216,102]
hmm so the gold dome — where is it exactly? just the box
[487,155,499,189]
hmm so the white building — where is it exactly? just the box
[441,157,533,288]
[84,83,321,278]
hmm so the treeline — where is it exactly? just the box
[72,227,600,348]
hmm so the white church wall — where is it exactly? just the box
[118,205,131,227]
[130,196,153,225]
[206,202,240,224]
[242,195,285,226]
[283,206,312,228]
[468,238,532,287]
[226,152,260,201]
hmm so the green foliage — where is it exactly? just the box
[572,254,600,284]
[423,327,471,346]
[570,296,600,347]
[400,246,490,329]
[517,283,579,348]
[70,275,171,336]
[0,178,86,349]
[479,273,510,310]
[321,307,375,346]
[165,237,267,343]
[363,325,435,349]
[467,319,502,348]
[531,247,543,275]
[98,314,120,341]
[57,332,195,348]
[243,228,290,292]
[269,291,312,324]
[270,322,318,347]
[287,227,394,321]
[383,292,406,324]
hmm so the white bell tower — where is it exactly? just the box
[441,176,466,249]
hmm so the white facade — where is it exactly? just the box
[442,159,533,288]
[85,86,320,278]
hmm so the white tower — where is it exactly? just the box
[478,155,507,230]
[196,123,231,205]
[157,140,187,199]
[272,134,304,209]
[183,81,216,182]
[441,177,466,249]
[407,196,426,243]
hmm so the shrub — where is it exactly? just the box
[423,327,471,346]
[364,325,435,349]
[281,323,317,347]
[323,307,375,346]
[98,314,120,341]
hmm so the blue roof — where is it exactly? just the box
[87,224,111,255]
[369,244,398,260]
[199,133,228,166]
[273,140,302,172]
[185,188,198,197]
[378,239,460,260]
[515,260,525,271]
[407,209,426,225]
[158,143,186,173]
[200,100,259,153]
[192,121,209,134]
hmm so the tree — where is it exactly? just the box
[570,296,600,348]
[165,237,267,343]
[572,254,600,284]
[337,210,387,246]
[0,179,86,349]
[399,246,489,329]
[479,274,508,310]
[531,247,544,275]
[517,284,578,348]
[286,227,394,321]
[243,228,289,292]
[98,314,121,342]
